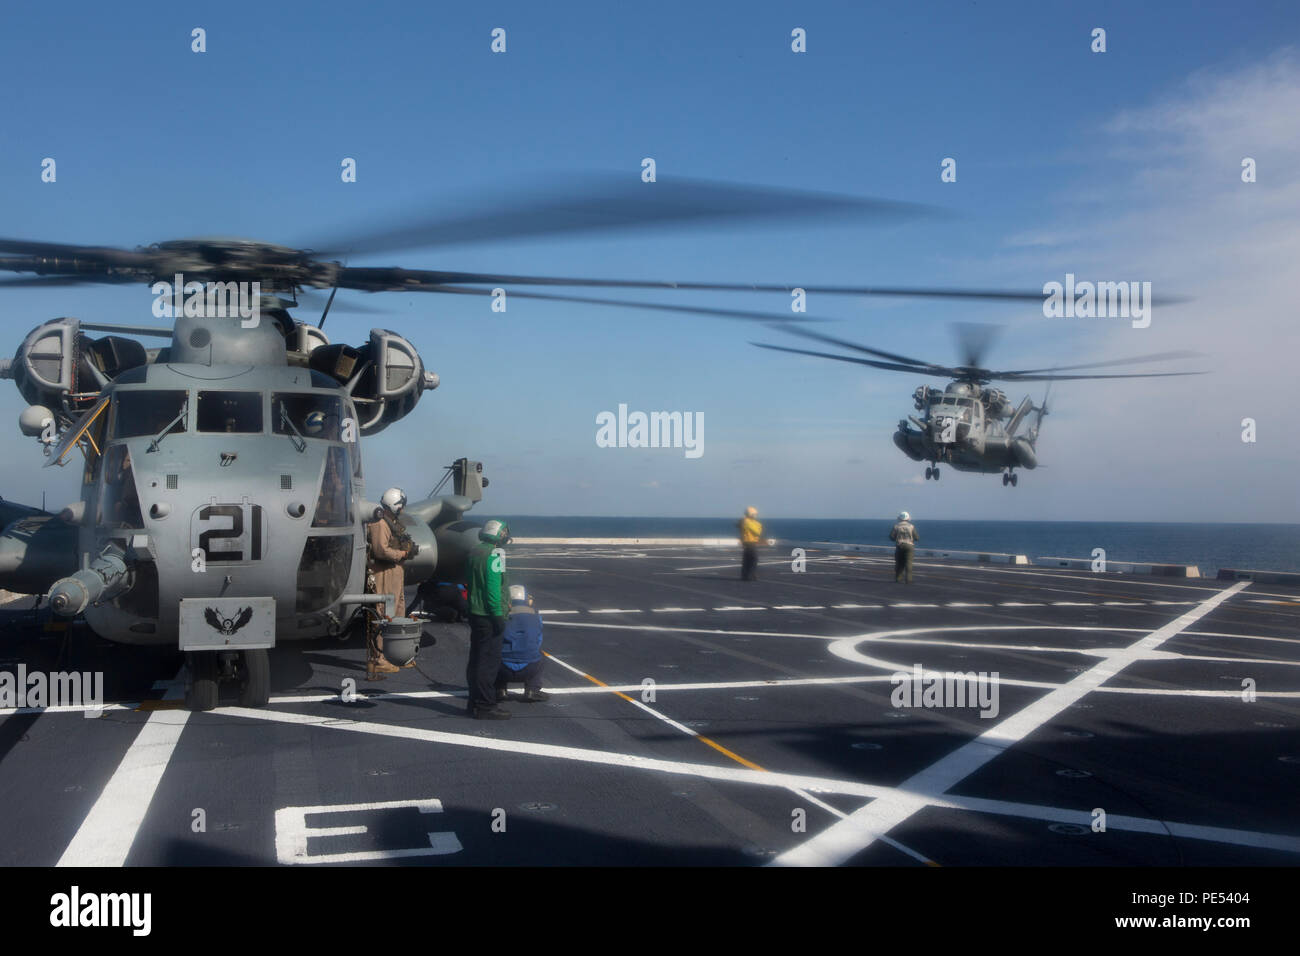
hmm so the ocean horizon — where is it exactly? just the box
[496,516,1300,575]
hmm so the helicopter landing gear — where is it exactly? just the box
[925,466,940,480]
[1002,471,1018,487]
[237,649,270,707]
[185,651,219,711]
[184,648,270,710]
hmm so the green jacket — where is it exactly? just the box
[466,540,509,617]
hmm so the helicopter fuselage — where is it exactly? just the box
[892,380,1039,474]
[66,362,432,647]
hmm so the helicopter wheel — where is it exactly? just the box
[924,467,933,480]
[1010,473,1018,487]
[237,648,270,707]
[1002,473,1009,486]
[185,651,219,712]
[932,467,939,480]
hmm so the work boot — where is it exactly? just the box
[365,659,386,681]
[372,657,400,675]
[471,706,511,720]
[522,689,550,703]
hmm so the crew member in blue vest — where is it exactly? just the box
[495,585,549,703]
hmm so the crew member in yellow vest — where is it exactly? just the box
[738,506,763,581]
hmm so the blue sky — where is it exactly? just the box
[1,1,1297,521]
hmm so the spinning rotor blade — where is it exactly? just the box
[995,370,1205,381]
[305,174,931,258]
[424,286,828,324]
[339,267,1051,302]
[750,341,937,374]
[996,350,1202,376]
[952,322,1002,369]
[766,323,945,370]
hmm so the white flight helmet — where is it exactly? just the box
[382,488,407,515]
[898,511,910,522]
[509,585,528,604]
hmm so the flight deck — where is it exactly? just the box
[2,542,1297,867]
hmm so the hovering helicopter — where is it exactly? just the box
[753,322,1203,485]
[0,176,1063,709]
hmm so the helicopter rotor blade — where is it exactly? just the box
[768,322,949,370]
[995,370,1205,381]
[751,341,942,374]
[951,322,1003,368]
[996,350,1203,376]
[303,174,933,258]
[339,267,1052,302]
[408,284,830,324]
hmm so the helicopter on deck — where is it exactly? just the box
[0,177,1076,708]
[754,322,1204,485]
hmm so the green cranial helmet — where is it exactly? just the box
[479,519,510,545]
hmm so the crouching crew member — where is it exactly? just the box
[495,585,549,702]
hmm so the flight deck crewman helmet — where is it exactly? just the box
[479,519,510,545]
[382,488,407,515]
[898,511,910,522]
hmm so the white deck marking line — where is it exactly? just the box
[267,674,901,705]
[532,600,1210,618]
[771,581,1251,867]
[0,702,137,717]
[218,705,891,800]
[668,561,804,572]
[545,652,701,738]
[502,567,591,573]
[929,793,1300,855]
[57,671,189,867]
[217,696,1300,858]
[545,620,838,640]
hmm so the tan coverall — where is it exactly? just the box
[367,515,409,619]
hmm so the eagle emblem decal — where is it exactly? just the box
[205,606,254,636]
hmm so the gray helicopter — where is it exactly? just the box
[754,323,1203,485]
[0,178,1072,709]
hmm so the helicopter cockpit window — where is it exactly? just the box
[272,394,343,442]
[197,392,263,433]
[312,446,353,529]
[113,390,188,439]
[97,444,143,529]
[295,534,353,613]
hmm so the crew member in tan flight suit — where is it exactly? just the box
[366,487,417,678]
